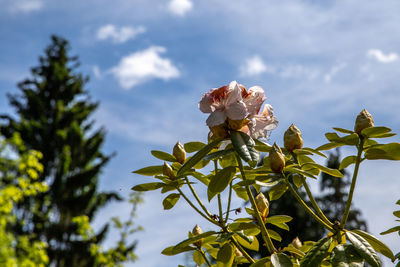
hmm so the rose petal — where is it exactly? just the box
[245,86,266,116]
[250,104,278,139]
[206,110,227,127]
[199,91,215,113]
[225,101,248,120]
[225,81,243,106]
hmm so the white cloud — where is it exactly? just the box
[367,49,399,63]
[96,24,146,44]
[168,0,193,16]
[279,64,320,80]
[92,65,101,79]
[110,46,180,89]
[324,62,347,83]
[9,0,43,13]
[240,55,274,76]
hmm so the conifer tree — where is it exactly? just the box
[0,35,135,266]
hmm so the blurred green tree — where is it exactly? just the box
[0,36,139,266]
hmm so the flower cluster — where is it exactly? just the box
[199,81,278,139]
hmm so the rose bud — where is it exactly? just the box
[269,142,285,173]
[255,192,269,219]
[291,237,302,249]
[192,224,203,247]
[354,109,374,134]
[163,162,175,180]
[284,124,303,152]
[173,141,186,164]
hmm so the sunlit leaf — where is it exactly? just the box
[300,237,332,267]
[331,244,364,267]
[161,245,195,256]
[178,139,222,176]
[302,162,344,177]
[174,231,218,250]
[193,250,205,265]
[267,229,282,241]
[351,229,394,260]
[361,126,392,138]
[268,183,288,201]
[184,141,206,153]
[333,127,354,134]
[131,182,164,191]
[162,193,180,210]
[207,166,236,201]
[204,148,235,161]
[271,253,293,267]
[132,165,163,176]
[346,232,381,267]
[339,155,357,170]
[216,243,234,267]
[151,150,176,162]
[365,143,400,160]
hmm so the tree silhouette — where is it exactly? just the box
[0,36,137,266]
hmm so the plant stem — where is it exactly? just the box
[184,176,213,218]
[214,160,225,226]
[291,152,333,227]
[177,187,218,226]
[230,236,255,264]
[235,154,276,254]
[198,248,212,267]
[224,182,233,224]
[283,175,334,232]
[340,138,364,227]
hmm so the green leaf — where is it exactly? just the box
[380,225,400,235]
[268,183,288,201]
[327,133,359,146]
[333,127,354,134]
[207,166,236,201]
[162,193,180,210]
[131,182,164,191]
[234,230,254,244]
[339,156,357,170]
[178,139,222,176]
[193,250,205,265]
[351,229,395,260]
[300,237,332,267]
[331,244,364,267]
[236,234,259,251]
[161,245,195,256]
[132,165,164,176]
[394,210,400,218]
[249,257,270,267]
[302,162,344,177]
[184,141,206,153]
[151,150,176,162]
[229,222,259,232]
[285,167,317,179]
[365,143,400,160]
[292,174,305,188]
[254,139,272,152]
[216,243,234,267]
[316,142,344,151]
[204,148,235,161]
[267,215,293,224]
[361,127,392,138]
[267,229,282,241]
[231,131,259,165]
[346,232,381,267]
[233,185,249,201]
[174,231,218,250]
[271,253,293,267]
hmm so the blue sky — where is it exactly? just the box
[1,0,400,266]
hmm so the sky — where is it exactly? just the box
[1,0,400,266]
